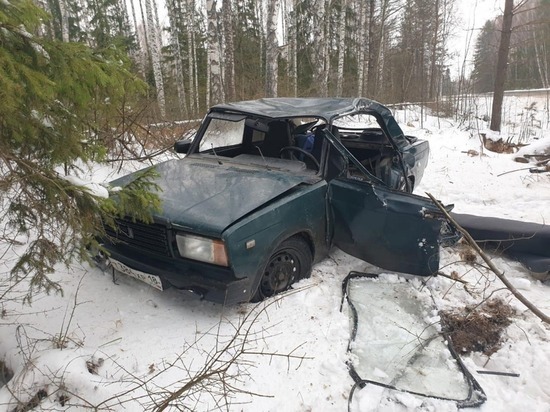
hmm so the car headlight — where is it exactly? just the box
[175,233,229,266]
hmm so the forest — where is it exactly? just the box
[1,0,550,296]
[1,1,550,409]
[27,0,550,120]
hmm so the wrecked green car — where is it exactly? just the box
[100,98,455,304]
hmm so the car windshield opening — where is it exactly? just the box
[199,117,245,152]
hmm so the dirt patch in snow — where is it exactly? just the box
[440,299,515,356]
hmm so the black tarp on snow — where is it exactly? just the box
[451,213,550,274]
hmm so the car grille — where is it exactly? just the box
[104,218,171,257]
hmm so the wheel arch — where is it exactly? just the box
[291,230,316,261]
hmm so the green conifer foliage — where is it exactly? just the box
[0,0,160,300]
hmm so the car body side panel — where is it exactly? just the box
[402,139,430,187]
[329,178,441,276]
[223,181,329,297]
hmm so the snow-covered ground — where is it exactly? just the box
[1,99,549,411]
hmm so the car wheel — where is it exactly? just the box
[252,236,312,302]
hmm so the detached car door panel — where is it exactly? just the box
[329,178,441,276]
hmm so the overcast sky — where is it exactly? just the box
[450,0,502,77]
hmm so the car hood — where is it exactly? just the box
[111,157,311,237]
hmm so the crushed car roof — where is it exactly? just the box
[211,97,406,140]
[211,97,392,122]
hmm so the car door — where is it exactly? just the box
[324,129,446,276]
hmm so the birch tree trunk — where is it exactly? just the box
[191,26,200,114]
[222,0,236,101]
[336,0,346,97]
[366,0,375,96]
[322,0,329,95]
[265,0,280,97]
[186,0,199,115]
[490,0,514,132]
[145,0,165,117]
[533,31,550,88]
[167,0,188,117]
[357,1,366,95]
[290,0,298,96]
[375,0,392,99]
[59,0,69,41]
[207,0,224,105]
[312,0,327,96]
[256,0,265,84]
[138,0,152,77]
[128,0,146,73]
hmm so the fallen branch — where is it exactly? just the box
[427,193,550,324]
[436,271,470,285]
[476,370,520,377]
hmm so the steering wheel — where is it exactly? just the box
[279,146,320,171]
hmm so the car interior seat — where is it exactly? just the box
[261,120,291,157]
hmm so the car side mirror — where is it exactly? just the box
[174,139,192,154]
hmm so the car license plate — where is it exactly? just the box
[109,259,163,291]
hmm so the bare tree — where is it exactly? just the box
[336,0,347,97]
[207,0,224,106]
[222,0,236,101]
[533,30,550,88]
[166,0,189,118]
[357,1,366,95]
[128,0,146,74]
[58,0,69,42]
[145,0,166,117]
[289,0,298,96]
[138,0,152,74]
[312,0,327,96]
[187,0,200,115]
[490,0,516,132]
[428,0,441,100]
[265,0,280,97]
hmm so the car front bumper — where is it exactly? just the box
[101,243,253,305]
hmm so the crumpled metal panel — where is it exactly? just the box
[110,156,312,237]
[452,213,550,274]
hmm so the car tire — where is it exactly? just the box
[251,236,312,302]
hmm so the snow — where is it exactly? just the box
[1,99,550,411]
[62,174,109,198]
[517,135,550,157]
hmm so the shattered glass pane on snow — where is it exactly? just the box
[345,274,485,406]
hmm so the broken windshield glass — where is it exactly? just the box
[342,273,486,408]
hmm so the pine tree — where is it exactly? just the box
[472,20,499,93]
[0,0,160,300]
[233,0,263,99]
